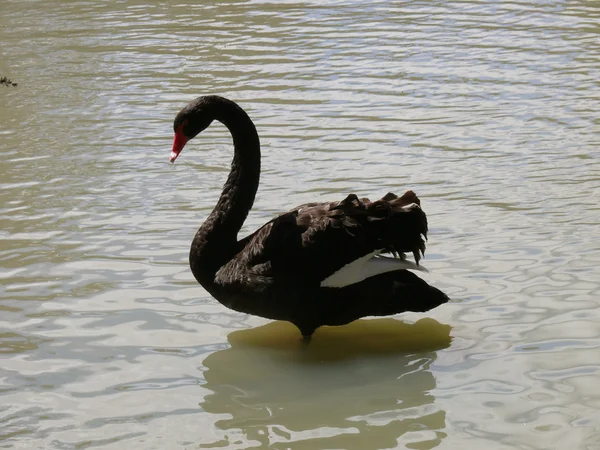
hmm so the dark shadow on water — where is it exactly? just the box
[200,318,452,450]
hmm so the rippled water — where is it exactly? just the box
[1,1,600,448]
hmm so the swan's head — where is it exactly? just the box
[170,97,216,163]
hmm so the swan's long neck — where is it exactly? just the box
[190,99,260,288]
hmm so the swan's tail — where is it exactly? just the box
[319,270,449,327]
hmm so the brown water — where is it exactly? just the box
[1,1,600,449]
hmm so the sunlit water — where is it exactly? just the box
[1,1,600,449]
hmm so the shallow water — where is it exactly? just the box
[1,1,600,449]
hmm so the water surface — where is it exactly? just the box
[1,1,600,448]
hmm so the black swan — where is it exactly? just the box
[170,95,448,340]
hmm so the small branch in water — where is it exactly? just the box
[1,76,18,87]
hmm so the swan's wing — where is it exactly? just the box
[215,190,429,288]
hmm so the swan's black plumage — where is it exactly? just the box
[171,95,448,338]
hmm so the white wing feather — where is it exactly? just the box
[320,251,429,288]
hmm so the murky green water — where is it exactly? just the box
[1,1,600,448]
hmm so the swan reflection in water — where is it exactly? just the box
[199,318,452,450]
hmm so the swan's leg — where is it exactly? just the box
[297,323,317,343]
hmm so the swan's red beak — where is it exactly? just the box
[170,132,189,163]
